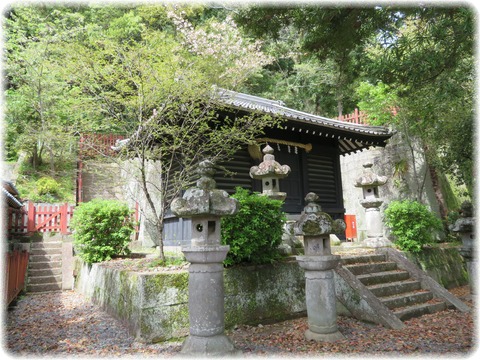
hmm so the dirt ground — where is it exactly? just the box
[4,285,475,357]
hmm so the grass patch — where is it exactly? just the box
[15,157,76,203]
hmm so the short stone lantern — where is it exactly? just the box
[249,144,291,201]
[171,160,240,356]
[294,192,346,342]
[451,201,476,294]
[354,162,392,248]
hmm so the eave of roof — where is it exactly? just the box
[216,89,395,155]
[2,187,24,209]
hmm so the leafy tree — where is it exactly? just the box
[64,6,278,261]
[360,7,475,200]
[5,7,76,169]
[234,6,397,116]
[236,4,475,203]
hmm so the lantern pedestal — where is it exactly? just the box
[171,160,240,356]
[354,162,392,248]
[451,201,476,295]
[294,193,345,342]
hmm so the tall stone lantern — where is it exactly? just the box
[451,201,476,294]
[171,160,240,356]
[249,144,291,201]
[294,192,346,342]
[250,144,295,254]
[354,162,392,248]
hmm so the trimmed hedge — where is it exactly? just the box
[221,187,286,266]
[71,199,135,263]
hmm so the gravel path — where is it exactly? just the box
[4,286,476,357]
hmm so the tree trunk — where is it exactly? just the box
[30,143,43,170]
[155,218,165,262]
[49,147,55,173]
[427,163,448,219]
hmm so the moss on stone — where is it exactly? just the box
[405,247,468,288]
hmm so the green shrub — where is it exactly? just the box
[36,176,60,196]
[384,200,443,253]
[221,187,286,266]
[71,199,135,264]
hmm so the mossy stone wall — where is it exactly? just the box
[75,259,306,343]
[75,247,468,343]
[404,246,468,289]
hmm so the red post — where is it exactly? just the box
[60,203,68,234]
[27,201,36,233]
[344,214,357,241]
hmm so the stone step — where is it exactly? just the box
[368,279,422,297]
[31,242,62,250]
[380,290,433,309]
[345,261,398,275]
[31,234,65,243]
[28,261,62,270]
[393,301,447,321]
[27,282,62,293]
[340,254,386,265]
[28,274,62,285]
[30,247,62,256]
[28,268,62,277]
[357,270,411,286]
[30,254,62,262]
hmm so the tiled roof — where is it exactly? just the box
[217,89,394,155]
[2,187,23,209]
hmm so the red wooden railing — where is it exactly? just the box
[6,207,27,237]
[6,249,29,305]
[27,202,74,234]
[79,133,125,159]
[335,108,368,125]
[6,202,74,236]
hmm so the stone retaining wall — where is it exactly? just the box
[75,259,308,343]
[75,247,468,343]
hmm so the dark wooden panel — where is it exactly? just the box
[214,148,253,194]
[306,153,338,206]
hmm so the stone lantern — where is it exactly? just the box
[171,160,240,356]
[451,201,476,294]
[354,162,392,248]
[294,192,346,342]
[249,144,291,201]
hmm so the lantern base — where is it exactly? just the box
[180,334,242,356]
[305,329,345,342]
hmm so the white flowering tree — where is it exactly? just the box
[168,10,272,88]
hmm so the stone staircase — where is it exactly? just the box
[341,253,449,321]
[27,236,65,293]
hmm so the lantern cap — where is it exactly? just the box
[354,162,387,188]
[294,192,346,236]
[249,145,291,179]
[171,160,238,218]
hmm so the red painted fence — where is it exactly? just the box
[7,202,75,236]
[79,133,125,159]
[6,201,139,238]
[335,108,368,125]
[5,249,29,305]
